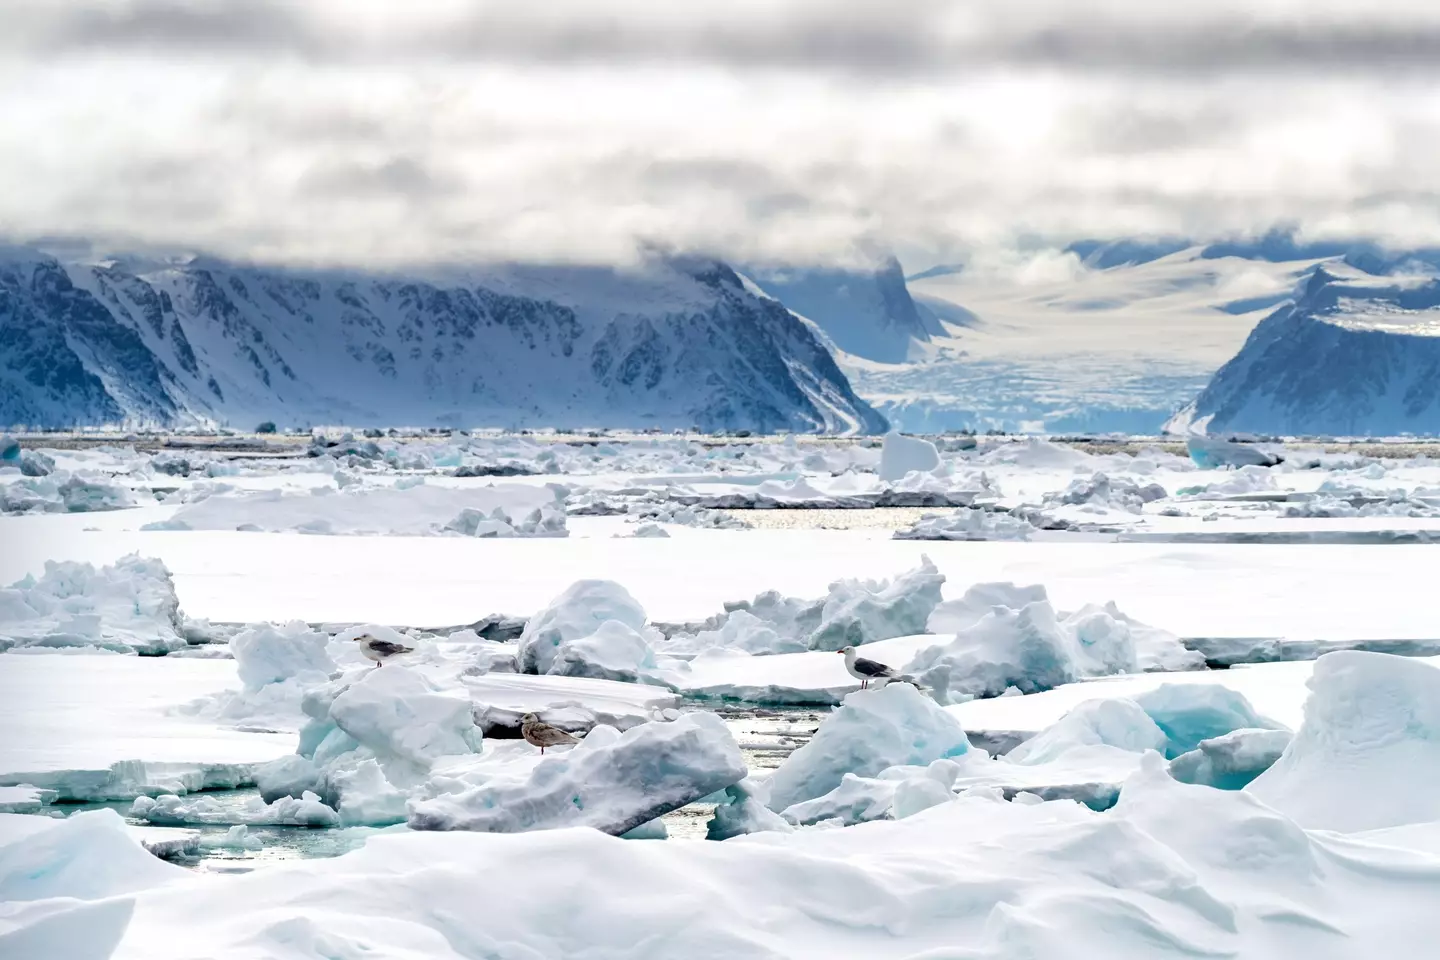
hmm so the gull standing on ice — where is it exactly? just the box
[520,713,579,755]
[354,634,414,668]
[838,645,899,689]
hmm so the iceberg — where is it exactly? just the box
[408,713,746,835]
[1186,435,1283,469]
[878,431,942,482]
[549,619,675,687]
[1132,684,1285,758]
[766,683,970,812]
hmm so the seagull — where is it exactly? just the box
[354,634,414,668]
[838,645,899,689]
[520,713,579,755]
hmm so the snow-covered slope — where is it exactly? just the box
[744,253,941,364]
[854,244,1329,434]
[0,249,885,434]
[1175,259,1440,437]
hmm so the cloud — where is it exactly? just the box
[1,1,1438,266]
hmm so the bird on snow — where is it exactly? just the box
[354,634,414,668]
[520,713,579,754]
[838,645,899,689]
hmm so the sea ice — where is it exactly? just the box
[1186,434,1284,469]
[705,779,794,840]
[1005,698,1168,765]
[408,713,746,835]
[0,809,183,902]
[1132,684,1285,757]
[893,507,1035,541]
[1247,651,1440,831]
[766,683,970,812]
[549,618,675,686]
[131,790,340,827]
[0,553,185,654]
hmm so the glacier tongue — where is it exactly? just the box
[2,249,884,434]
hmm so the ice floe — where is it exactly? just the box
[0,554,186,654]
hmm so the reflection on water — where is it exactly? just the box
[44,706,826,862]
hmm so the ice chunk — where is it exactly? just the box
[1168,728,1292,790]
[906,601,1077,703]
[199,825,264,852]
[328,666,482,770]
[549,619,674,686]
[130,791,340,827]
[1133,684,1285,758]
[232,621,335,691]
[807,556,945,652]
[254,754,321,803]
[1006,699,1168,766]
[517,580,647,675]
[620,818,669,839]
[408,713,746,836]
[330,759,413,827]
[659,609,808,658]
[1186,435,1283,469]
[766,684,970,812]
[1246,652,1440,831]
[705,779,794,840]
[878,431,941,482]
[0,435,17,461]
[780,759,961,826]
[0,554,185,654]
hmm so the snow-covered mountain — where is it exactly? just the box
[0,247,886,434]
[743,253,942,364]
[1172,257,1440,437]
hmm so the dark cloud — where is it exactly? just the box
[9,1,1440,76]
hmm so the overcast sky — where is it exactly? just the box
[3,0,1439,268]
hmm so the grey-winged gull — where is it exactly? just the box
[521,713,579,754]
[355,634,414,667]
[838,645,898,689]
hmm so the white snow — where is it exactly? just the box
[408,713,747,835]
[1247,651,1440,832]
[517,579,649,675]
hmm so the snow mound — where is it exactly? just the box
[766,683,969,812]
[781,759,961,826]
[893,508,1035,541]
[408,713,746,835]
[878,431,941,481]
[1169,728,1292,790]
[0,554,185,654]
[1133,684,1286,758]
[518,580,649,675]
[0,809,182,902]
[1246,651,1440,831]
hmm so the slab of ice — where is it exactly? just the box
[893,508,1035,541]
[408,713,746,835]
[766,684,970,812]
[1169,728,1292,790]
[705,779,793,840]
[1247,651,1440,832]
[0,553,185,654]
[550,619,675,686]
[0,654,292,801]
[0,471,138,514]
[0,785,58,814]
[781,759,961,826]
[131,791,340,827]
[1005,698,1168,765]
[463,672,681,736]
[0,809,183,902]
[878,431,942,482]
